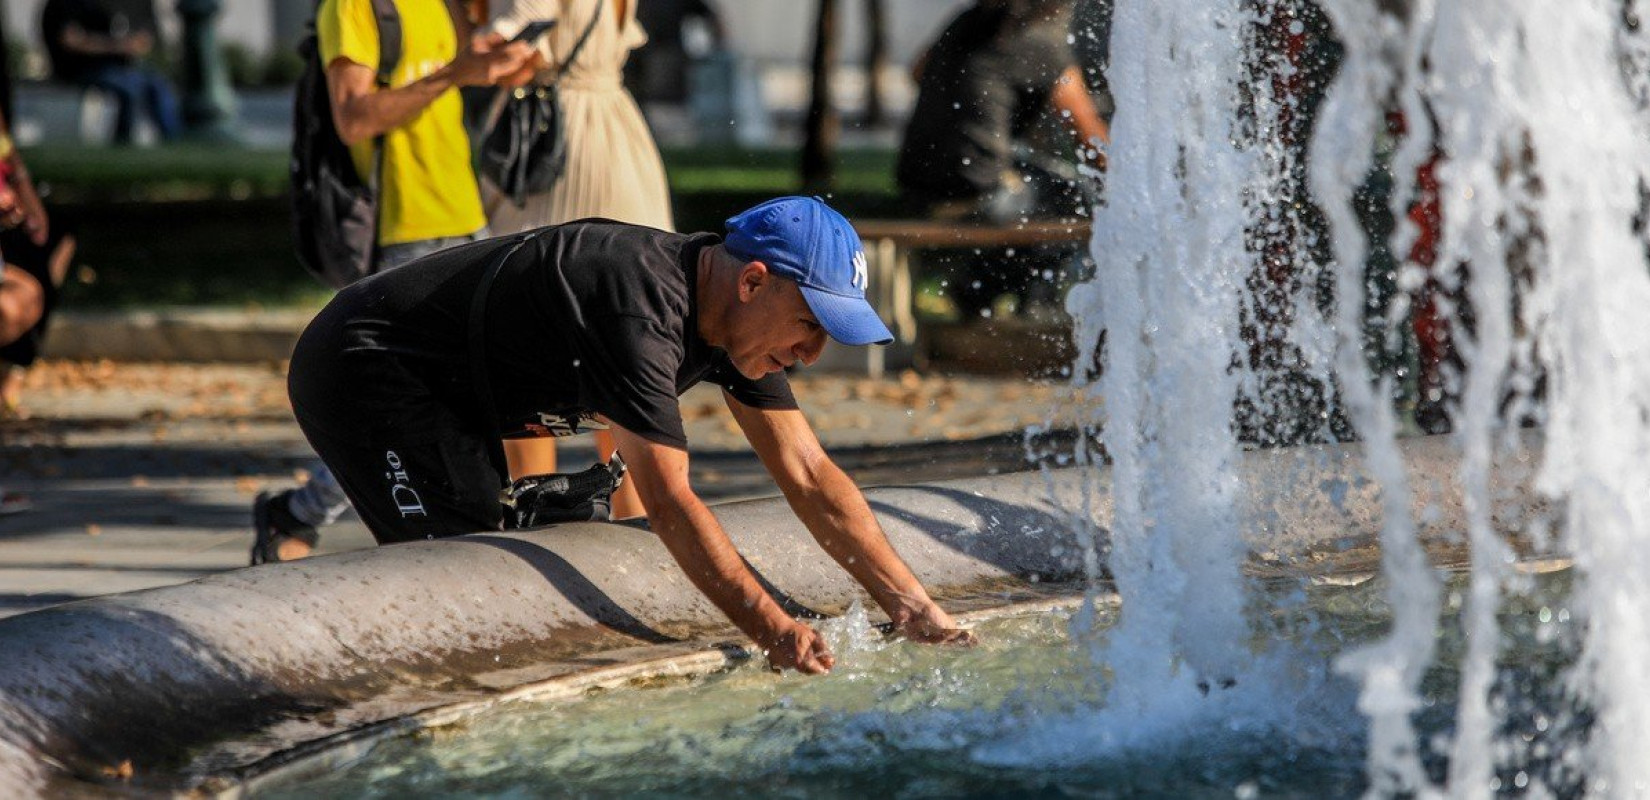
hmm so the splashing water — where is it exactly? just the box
[1067,0,1252,706]
[1071,0,1650,795]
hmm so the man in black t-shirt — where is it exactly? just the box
[283,197,973,673]
[897,0,1109,219]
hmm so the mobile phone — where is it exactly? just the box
[510,19,557,44]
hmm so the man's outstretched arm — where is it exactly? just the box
[609,424,835,674]
[725,396,974,644]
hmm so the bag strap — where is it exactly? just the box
[468,233,539,477]
[366,0,400,231]
[551,1,603,85]
[369,0,401,87]
[475,1,601,137]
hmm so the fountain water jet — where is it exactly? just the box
[1068,0,1252,703]
[1073,0,1650,794]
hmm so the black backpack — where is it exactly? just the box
[289,0,401,289]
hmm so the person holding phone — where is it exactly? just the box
[481,0,676,520]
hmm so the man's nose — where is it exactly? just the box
[796,330,827,366]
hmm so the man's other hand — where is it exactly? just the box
[763,619,835,675]
[894,603,977,646]
[450,32,539,88]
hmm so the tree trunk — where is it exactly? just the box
[863,0,888,128]
[801,0,839,192]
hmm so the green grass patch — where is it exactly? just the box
[22,145,290,204]
[21,143,898,204]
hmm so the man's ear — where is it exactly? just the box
[736,260,771,303]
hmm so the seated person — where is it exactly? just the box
[41,0,182,144]
[896,0,1111,321]
[0,131,65,515]
[0,95,72,420]
[897,0,1108,222]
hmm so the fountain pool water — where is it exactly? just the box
[253,571,1579,798]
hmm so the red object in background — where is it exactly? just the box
[1409,150,1447,372]
[1390,108,1452,429]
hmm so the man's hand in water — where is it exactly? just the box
[892,601,977,646]
[763,619,835,674]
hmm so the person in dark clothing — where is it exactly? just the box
[41,0,182,143]
[897,0,1108,220]
[625,0,722,104]
[1071,0,1115,123]
[896,0,1110,320]
[282,196,973,673]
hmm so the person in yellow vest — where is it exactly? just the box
[251,0,539,564]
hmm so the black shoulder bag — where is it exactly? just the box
[290,0,401,288]
[477,4,603,209]
[468,236,628,529]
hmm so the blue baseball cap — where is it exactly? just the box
[724,196,894,346]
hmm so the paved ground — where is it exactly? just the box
[0,359,1094,618]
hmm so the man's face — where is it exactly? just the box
[725,264,829,380]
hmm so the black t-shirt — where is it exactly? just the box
[895,3,1075,202]
[41,0,153,81]
[290,221,797,450]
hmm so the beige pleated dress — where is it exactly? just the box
[484,0,675,233]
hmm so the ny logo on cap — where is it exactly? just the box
[851,251,868,292]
